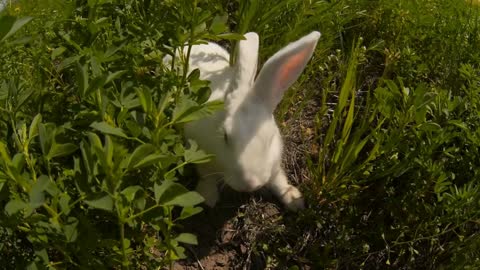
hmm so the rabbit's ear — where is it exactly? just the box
[232,32,259,95]
[236,32,259,85]
[253,31,320,112]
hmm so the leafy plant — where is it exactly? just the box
[0,0,241,268]
[1,0,480,269]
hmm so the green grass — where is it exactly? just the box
[269,0,480,268]
[0,0,480,269]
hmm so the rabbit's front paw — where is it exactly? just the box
[280,186,305,211]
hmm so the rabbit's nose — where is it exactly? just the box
[242,176,262,192]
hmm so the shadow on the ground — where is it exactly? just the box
[174,188,278,270]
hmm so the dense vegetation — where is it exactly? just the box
[0,0,479,269]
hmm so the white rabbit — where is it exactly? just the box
[165,31,320,211]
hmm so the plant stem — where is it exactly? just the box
[119,220,129,270]
[126,204,161,222]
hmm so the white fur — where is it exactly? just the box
[164,31,321,211]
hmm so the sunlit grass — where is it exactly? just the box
[1,0,480,268]
[467,0,480,6]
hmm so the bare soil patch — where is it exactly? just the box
[173,188,286,269]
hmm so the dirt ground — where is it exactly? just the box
[172,189,284,270]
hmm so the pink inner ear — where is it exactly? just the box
[276,43,315,91]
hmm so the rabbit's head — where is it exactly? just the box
[218,31,321,192]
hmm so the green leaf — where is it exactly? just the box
[172,96,197,123]
[58,55,81,71]
[51,46,66,60]
[5,199,27,215]
[75,61,88,96]
[33,248,50,266]
[136,87,153,114]
[90,122,128,138]
[79,141,93,177]
[106,70,126,84]
[88,57,100,76]
[17,88,34,110]
[121,186,143,202]
[87,132,103,150]
[188,70,210,96]
[175,233,198,245]
[163,191,204,207]
[84,74,107,97]
[157,91,172,117]
[338,55,358,115]
[11,153,25,172]
[48,143,78,159]
[38,123,49,155]
[0,16,33,43]
[122,239,131,249]
[60,32,82,52]
[0,142,11,164]
[414,106,428,124]
[178,206,203,220]
[448,120,468,130]
[0,81,7,100]
[194,22,207,35]
[125,120,142,137]
[172,97,223,124]
[64,217,79,242]
[154,181,174,203]
[29,114,42,140]
[385,79,400,95]
[118,93,140,110]
[191,100,224,122]
[133,153,166,169]
[9,35,32,45]
[341,93,355,141]
[216,33,246,40]
[59,193,71,215]
[135,196,146,210]
[127,144,155,169]
[210,14,228,34]
[104,41,127,59]
[172,245,187,259]
[418,122,441,132]
[85,194,114,211]
[104,135,114,166]
[184,140,212,164]
[29,175,50,208]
